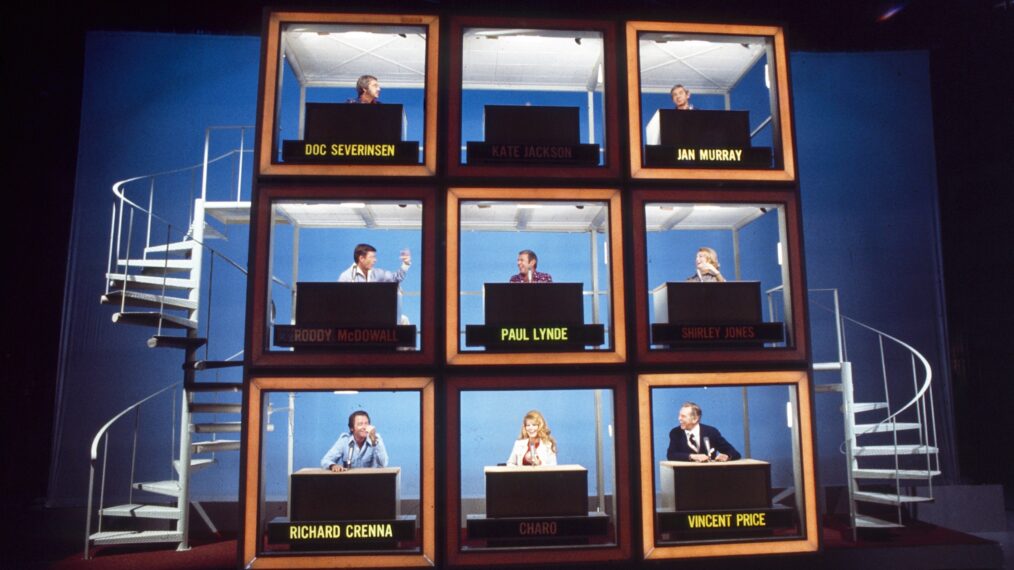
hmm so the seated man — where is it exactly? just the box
[321,410,389,471]
[666,401,740,462]
[509,249,553,283]
[339,243,411,283]
[347,74,381,104]
[686,246,726,282]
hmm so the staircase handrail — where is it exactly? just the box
[838,314,933,427]
[110,154,250,278]
[89,381,182,461]
[85,380,182,556]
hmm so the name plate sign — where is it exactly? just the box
[467,142,600,166]
[466,513,609,539]
[657,506,795,536]
[281,140,419,164]
[644,145,772,168]
[274,325,416,347]
[267,516,415,551]
[465,324,605,348]
[652,323,784,345]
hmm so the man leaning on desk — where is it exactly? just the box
[666,401,741,463]
[321,410,389,472]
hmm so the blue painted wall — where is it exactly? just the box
[49,32,947,505]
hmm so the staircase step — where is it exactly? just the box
[193,422,241,433]
[854,491,934,506]
[145,241,197,256]
[102,290,197,311]
[190,403,242,414]
[148,335,207,349]
[189,360,244,371]
[100,504,181,520]
[90,530,183,546]
[855,422,921,435]
[813,362,844,372]
[192,439,241,454]
[854,514,904,529]
[854,444,938,456]
[205,201,252,225]
[133,480,180,497]
[186,382,243,393]
[106,272,197,290]
[853,468,942,480]
[117,258,195,273]
[852,402,889,413]
[113,312,198,330]
[174,458,216,475]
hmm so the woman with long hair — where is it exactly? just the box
[506,410,558,466]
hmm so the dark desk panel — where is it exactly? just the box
[485,465,588,518]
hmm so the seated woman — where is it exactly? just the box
[506,410,558,466]
[687,246,726,282]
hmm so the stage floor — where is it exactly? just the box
[19,507,1011,569]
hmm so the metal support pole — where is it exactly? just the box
[594,390,605,512]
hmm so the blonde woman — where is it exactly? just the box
[687,247,726,282]
[506,410,558,466]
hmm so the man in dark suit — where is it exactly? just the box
[666,401,741,462]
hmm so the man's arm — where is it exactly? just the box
[705,425,741,460]
[370,434,389,467]
[321,435,347,470]
[372,264,410,283]
[337,265,355,283]
[666,428,692,461]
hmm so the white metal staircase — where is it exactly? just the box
[808,289,941,539]
[84,127,253,558]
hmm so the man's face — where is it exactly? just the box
[678,406,699,431]
[517,253,533,274]
[352,414,371,440]
[357,250,377,272]
[672,87,690,108]
[365,79,381,100]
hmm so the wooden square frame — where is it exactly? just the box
[444,374,632,566]
[637,371,819,559]
[257,12,439,177]
[446,16,622,179]
[630,188,810,365]
[240,376,436,568]
[249,184,438,367]
[625,21,797,182]
[445,187,627,365]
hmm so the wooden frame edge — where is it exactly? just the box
[241,376,437,568]
[257,12,440,178]
[624,20,797,183]
[444,188,627,366]
[637,371,819,559]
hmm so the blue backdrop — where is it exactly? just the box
[49,32,949,506]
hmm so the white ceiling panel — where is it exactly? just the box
[638,34,767,95]
[282,24,429,89]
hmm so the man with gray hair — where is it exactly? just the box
[666,401,740,462]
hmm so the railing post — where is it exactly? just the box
[120,209,136,308]
[177,388,193,550]
[98,433,109,533]
[145,179,155,259]
[129,408,140,505]
[236,127,245,202]
[84,462,96,559]
[106,205,117,295]
[200,128,211,202]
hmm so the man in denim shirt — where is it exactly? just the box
[321,410,389,471]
